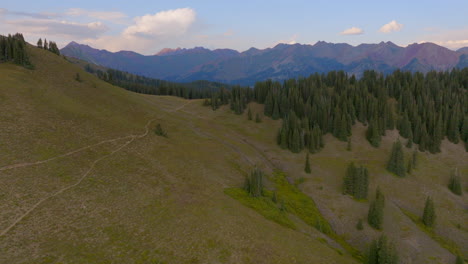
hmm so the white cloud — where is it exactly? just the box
[6,19,108,38]
[419,39,468,50]
[340,27,364,35]
[123,8,195,37]
[66,8,127,24]
[379,20,403,33]
[416,27,468,50]
[276,34,298,45]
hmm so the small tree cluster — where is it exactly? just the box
[387,140,406,177]
[244,167,264,197]
[0,33,32,67]
[367,235,399,264]
[422,196,436,228]
[36,38,60,55]
[448,169,462,195]
[343,162,369,200]
[154,123,168,137]
[368,187,385,230]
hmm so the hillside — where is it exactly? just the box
[0,45,467,264]
[61,41,468,85]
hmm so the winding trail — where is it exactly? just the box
[0,100,191,172]
[0,100,191,237]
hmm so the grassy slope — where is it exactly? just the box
[0,46,357,263]
[0,46,466,264]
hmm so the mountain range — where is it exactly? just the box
[61,41,468,85]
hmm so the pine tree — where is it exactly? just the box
[304,152,311,174]
[448,169,462,195]
[407,157,413,174]
[247,107,253,120]
[422,196,436,228]
[343,162,356,195]
[255,113,262,123]
[387,140,406,177]
[366,120,381,147]
[37,38,42,48]
[455,255,464,264]
[43,39,48,50]
[412,150,418,169]
[368,187,385,230]
[154,123,168,137]
[367,235,399,264]
[346,137,352,151]
[356,219,364,230]
[244,167,264,197]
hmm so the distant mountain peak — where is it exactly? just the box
[156,47,182,56]
[60,40,467,85]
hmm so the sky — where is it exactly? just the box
[1,0,467,55]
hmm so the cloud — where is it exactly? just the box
[276,34,298,45]
[6,19,108,38]
[66,8,127,24]
[123,8,195,37]
[340,27,364,35]
[419,39,468,50]
[416,27,468,50]
[223,29,234,37]
[379,20,403,33]
[0,8,54,19]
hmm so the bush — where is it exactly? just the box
[154,123,168,137]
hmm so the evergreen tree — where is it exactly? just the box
[356,219,364,230]
[154,123,168,137]
[346,137,352,151]
[406,157,413,174]
[247,107,252,120]
[387,140,406,177]
[244,167,264,197]
[75,73,82,82]
[412,150,418,169]
[448,169,462,195]
[367,235,399,264]
[343,163,368,199]
[255,113,262,123]
[43,39,48,50]
[37,38,42,48]
[304,152,311,174]
[422,196,436,228]
[455,255,464,264]
[366,120,381,147]
[368,187,385,230]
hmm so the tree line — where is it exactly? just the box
[84,65,234,100]
[0,33,32,68]
[248,70,467,153]
[36,38,60,55]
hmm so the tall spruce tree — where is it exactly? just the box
[368,187,385,230]
[448,169,462,195]
[244,167,264,197]
[367,235,399,264]
[422,196,436,228]
[387,140,406,177]
[37,38,42,48]
[304,152,311,174]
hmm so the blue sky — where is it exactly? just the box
[1,0,467,54]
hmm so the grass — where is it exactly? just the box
[400,207,462,256]
[0,43,466,264]
[225,170,364,261]
[224,188,296,229]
